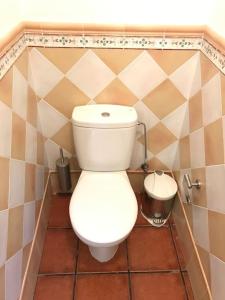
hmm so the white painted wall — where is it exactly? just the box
[208,0,225,38]
[0,0,225,41]
[0,0,22,40]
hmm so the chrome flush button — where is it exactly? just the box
[101,112,110,117]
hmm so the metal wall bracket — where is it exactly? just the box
[184,174,201,190]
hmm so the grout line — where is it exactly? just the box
[169,222,189,300]
[47,226,72,229]
[38,272,75,277]
[73,238,80,300]
[129,269,180,274]
[125,239,132,300]
[76,271,129,275]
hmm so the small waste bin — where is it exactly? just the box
[141,171,178,227]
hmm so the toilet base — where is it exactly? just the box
[89,245,119,262]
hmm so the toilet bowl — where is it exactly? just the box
[69,170,138,262]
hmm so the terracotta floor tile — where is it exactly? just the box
[131,272,187,300]
[39,229,77,274]
[77,241,128,273]
[182,272,195,300]
[170,223,186,270]
[75,274,129,300]
[135,193,150,226]
[128,227,179,271]
[48,195,71,228]
[34,275,74,300]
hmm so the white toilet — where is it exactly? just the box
[69,104,138,262]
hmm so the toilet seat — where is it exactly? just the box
[69,171,137,247]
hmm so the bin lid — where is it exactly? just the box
[144,171,178,201]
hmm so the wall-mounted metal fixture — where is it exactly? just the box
[184,174,201,190]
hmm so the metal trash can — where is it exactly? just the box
[141,171,177,227]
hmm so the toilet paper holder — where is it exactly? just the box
[184,174,201,190]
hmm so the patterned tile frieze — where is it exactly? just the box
[2,31,225,80]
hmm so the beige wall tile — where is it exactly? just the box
[94,48,142,74]
[51,122,75,154]
[204,118,224,166]
[191,168,207,207]
[179,136,190,169]
[189,91,203,132]
[140,123,176,155]
[14,50,29,80]
[7,205,23,258]
[37,132,45,165]
[200,53,219,86]
[22,242,31,278]
[148,157,169,170]
[208,210,225,262]
[183,203,193,230]
[0,157,9,211]
[221,73,225,116]
[11,112,26,160]
[37,47,87,73]
[143,79,186,119]
[45,77,90,118]
[95,78,138,105]
[0,265,5,300]
[149,50,196,75]
[197,244,211,286]
[25,163,35,202]
[0,68,13,108]
[35,199,42,224]
[27,87,37,127]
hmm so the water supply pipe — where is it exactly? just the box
[137,122,148,173]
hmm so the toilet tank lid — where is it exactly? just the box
[144,172,178,201]
[72,104,138,128]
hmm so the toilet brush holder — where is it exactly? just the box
[56,148,72,193]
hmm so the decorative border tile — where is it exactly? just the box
[0,32,225,80]
[0,35,26,79]
[202,39,225,72]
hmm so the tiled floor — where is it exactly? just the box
[34,193,194,300]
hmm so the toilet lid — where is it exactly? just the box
[70,171,137,245]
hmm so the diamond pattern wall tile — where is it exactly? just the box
[0,101,12,158]
[45,139,72,170]
[170,52,201,99]
[12,67,28,120]
[202,73,222,126]
[28,48,64,98]
[38,100,68,138]
[25,123,37,164]
[155,141,179,170]
[162,102,189,138]
[37,48,87,73]
[0,68,13,108]
[130,141,153,170]
[148,157,169,170]
[143,79,186,119]
[133,100,159,137]
[66,50,115,99]
[94,78,138,105]
[93,49,142,74]
[51,122,75,154]
[44,77,90,119]
[118,51,167,99]
[14,49,29,81]
[148,50,197,75]
[200,53,219,87]
[139,123,177,155]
